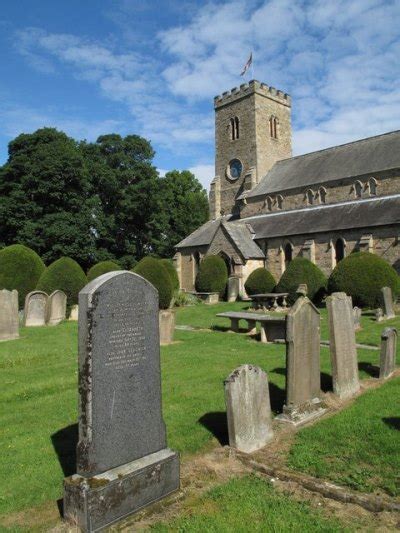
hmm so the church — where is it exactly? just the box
[175,79,400,296]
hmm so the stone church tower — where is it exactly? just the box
[209,79,292,219]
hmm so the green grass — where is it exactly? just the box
[0,302,399,518]
[151,475,352,532]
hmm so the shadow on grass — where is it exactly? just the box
[272,366,333,393]
[210,325,231,332]
[383,417,400,430]
[198,412,228,445]
[51,423,78,477]
[358,361,379,378]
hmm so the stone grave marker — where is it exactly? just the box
[379,327,397,379]
[382,287,395,319]
[68,304,79,321]
[224,364,273,453]
[277,296,325,426]
[63,271,179,531]
[375,308,384,322]
[47,290,67,326]
[0,289,19,341]
[24,291,48,326]
[227,276,240,302]
[326,292,360,399]
[353,306,362,330]
[296,283,308,297]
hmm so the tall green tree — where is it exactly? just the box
[158,170,209,257]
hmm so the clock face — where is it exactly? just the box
[229,159,242,180]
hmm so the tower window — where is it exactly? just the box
[230,116,240,140]
[335,238,345,263]
[269,116,278,139]
[284,242,293,266]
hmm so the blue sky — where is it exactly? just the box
[0,0,399,189]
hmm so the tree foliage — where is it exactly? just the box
[87,260,122,282]
[195,255,228,297]
[276,257,327,305]
[133,257,173,309]
[245,268,275,296]
[36,257,87,305]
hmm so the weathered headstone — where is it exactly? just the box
[326,292,360,399]
[69,304,79,321]
[224,364,273,453]
[277,297,325,425]
[47,290,67,326]
[353,306,362,331]
[227,276,240,302]
[296,283,308,297]
[0,289,19,341]
[382,287,395,319]
[375,308,384,322]
[63,271,179,531]
[24,291,48,326]
[379,327,397,379]
[159,309,175,344]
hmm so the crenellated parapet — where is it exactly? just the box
[214,79,291,109]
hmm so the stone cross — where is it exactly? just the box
[326,292,360,399]
[379,327,397,379]
[63,271,179,531]
[353,306,362,331]
[277,296,325,426]
[24,291,48,327]
[381,287,395,319]
[47,290,67,325]
[224,364,273,453]
[0,289,19,341]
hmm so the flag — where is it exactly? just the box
[240,53,252,76]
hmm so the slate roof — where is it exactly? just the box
[240,130,400,199]
[221,221,265,259]
[175,217,222,248]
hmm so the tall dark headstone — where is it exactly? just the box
[379,327,397,379]
[63,271,179,532]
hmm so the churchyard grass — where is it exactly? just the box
[0,302,399,519]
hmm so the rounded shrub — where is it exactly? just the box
[328,252,400,308]
[36,257,87,305]
[195,255,228,297]
[276,257,327,305]
[245,267,275,296]
[160,259,179,291]
[0,244,45,308]
[133,257,173,310]
[87,260,121,282]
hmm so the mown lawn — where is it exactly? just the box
[0,302,399,519]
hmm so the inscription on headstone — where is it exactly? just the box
[47,290,67,325]
[277,297,325,426]
[0,289,19,341]
[24,291,48,326]
[382,287,395,319]
[326,292,360,399]
[379,327,397,379]
[225,364,273,453]
[63,271,179,531]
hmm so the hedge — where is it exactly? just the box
[276,257,327,305]
[133,257,173,310]
[160,258,180,291]
[0,244,45,308]
[87,260,121,282]
[328,252,400,308]
[36,257,87,305]
[195,255,228,297]
[245,268,276,296]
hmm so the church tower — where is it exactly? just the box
[209,79,292,219]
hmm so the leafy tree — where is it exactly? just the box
[158,170,209,257]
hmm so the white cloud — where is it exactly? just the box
[188,164,215,190]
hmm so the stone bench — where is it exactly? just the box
[216,311,286,343]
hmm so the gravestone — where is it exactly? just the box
[296,283,308,297]
[379,327,397,379]
[0,289,19,341]
[375,308,384,322]
[159,309,175,344]
[69,304,79,321]
[227,276,240,302]
[24,291,48,326]
[382,287,395,319]
[47,290,67,325]
[326,292,360,399]
[224,364,273,453]
[277,296,325,426]
[63,271,179,531]
[353,306,362,330]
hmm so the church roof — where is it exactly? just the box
[175,217,222,248]
[240,130,400,199]
[221,221,265,259]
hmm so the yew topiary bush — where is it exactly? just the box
[87,260,121,282]
[276,257,327,305]
[0,244,45,308]
[160,258,180,291]
[245,268,275,296]
[195,255,228,297]
[133,257,173,309]
[36,257,87,305]
[328,252,400,308]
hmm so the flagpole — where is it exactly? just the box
[251,51,254,80]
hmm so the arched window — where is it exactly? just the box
[193,252,201,277]
[273,117,278,139]
[306,189,314,205]
[334,238,345,263]
[230,117,239,140]
[319,187,327,204]
[269,116,278,139]
[354,180,362,198]
[284,242,293,266]
[266,196,273,211]
[234,116,240,139]
[368,177,377,196]
[277,194,283,210]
